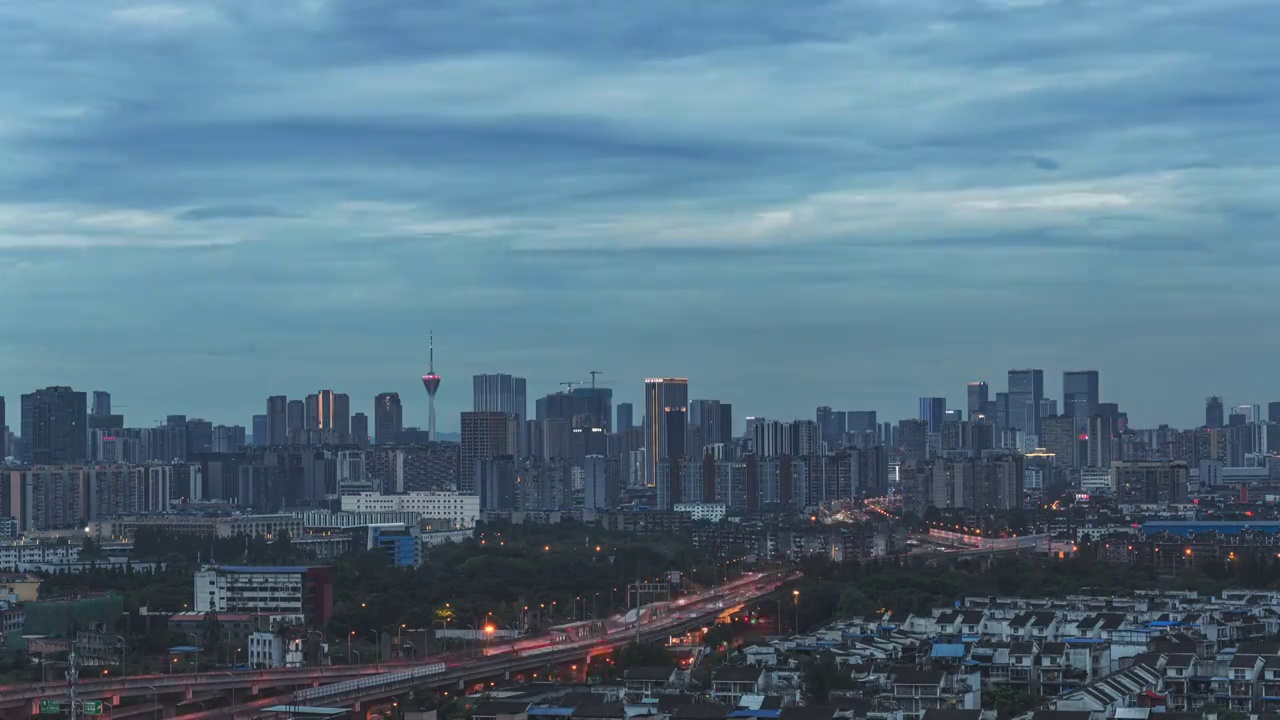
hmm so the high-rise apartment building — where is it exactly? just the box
[459,411,518,494]
[1112,461,1189,505]
[266,396,288,446]
[352,413,369,446]
[1039,415,1079,469]
[0,395,6,459]
[1268,402,1280,454]
[918,397,947,434]
[21,386,88,465]
[689,399,727,458]
[1007,369,1044,436]
[286,400,305,436]
[1062,371,1099,430]
[643,378,688,487]
[252,414,268,446]
[816,407,847,449]
[472,374,527,425]
[1087,413,1118,469]
[374,393,404,445]
[571,387,613,432]
[967,382,989,418]
[847,411,877,434]
[91,391,111,417]
[617,403,634,432]
[1206,396,1224,429]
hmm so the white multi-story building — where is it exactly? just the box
[194,565,331,627]
[248,631,284,668]
[1080,467,1114,496]
[674,503,727,523]
[339,492,480,528]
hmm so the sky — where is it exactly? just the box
[1,0,1277,431]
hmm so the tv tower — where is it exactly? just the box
[421,331,442,442]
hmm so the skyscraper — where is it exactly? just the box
[314,390,350,432]
[719,403,734,444]
[1062,371,1099,431]
[333,393,351,435]
[967,382,989,418]
[286,399,304,436]
[252,414,268,446]
[91,391,111,417]
[266,396,288,446]
[473,374,527,426]
[1206,396,1225,429]
[918,397,947,434]
[690,399,726,457]
[352,413,369,446]
[644,378,688,487]
[617,403,634,432]
[0,395,6,459]
[374,392,404,445]
[460,411,518,493]
[1268,402,1280,453]
[305,394,320,430]
[1007,369,1045,436]
[21,386,88,465]
[816,407,847,448]
[562,387,610,431]
[847,411,877,434]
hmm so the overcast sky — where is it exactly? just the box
[1,0,1276,431]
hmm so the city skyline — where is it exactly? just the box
[1,2,1276,430]
[4,366,1279,436]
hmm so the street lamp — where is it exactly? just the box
[185,632,201,673]
[115,635,127,676]
[792,590,800,633]
[369,630,380,664]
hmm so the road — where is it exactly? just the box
[0,570,793,718]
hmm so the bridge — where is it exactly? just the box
[2,571,795,718]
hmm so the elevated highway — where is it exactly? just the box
[1,571,795,718]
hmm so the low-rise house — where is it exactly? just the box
[713,667,767,707]
[625,667,682,701]
[1051,660,1164,718]
[1216,654,1263,713]
[886,667,980,720]
[744,645,779,668]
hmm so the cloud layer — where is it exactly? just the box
[1,0,1277,428]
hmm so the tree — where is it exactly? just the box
[200,610,224,658]
[802,651,848,704]
[79,537,108,563]
[837,588,874,617]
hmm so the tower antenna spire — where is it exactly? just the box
[421,330,442,442]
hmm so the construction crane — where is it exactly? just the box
[589,371,603,389]
[560,382,578,392]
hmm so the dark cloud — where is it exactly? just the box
[0,0,1276,428]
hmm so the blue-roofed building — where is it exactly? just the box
[1143,521,1280,537]
[931,643,968,666]
[370,526,422,567]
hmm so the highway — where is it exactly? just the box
[0,570,793,719]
